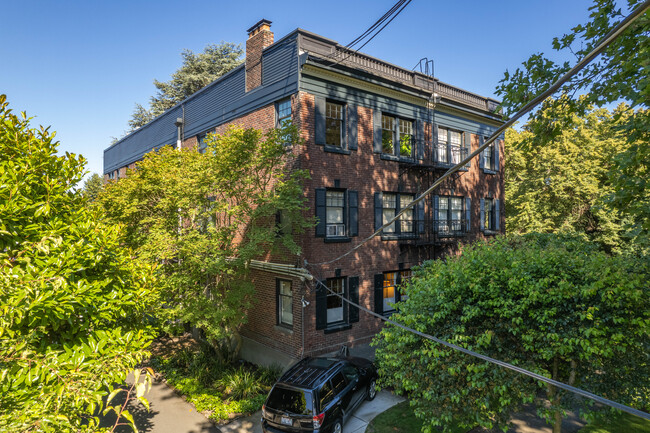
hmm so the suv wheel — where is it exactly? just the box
[332,419,343,433]
[366,379,377,401]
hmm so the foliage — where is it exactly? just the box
[127,42,243,131]
[81,173,104,203]
[504,100,637,253]
[580,412,650,433]
[496,0,650,251]
[373,233,649,433]
[150,345,279,422]
[0,94,158,432]
[98,124,310,362]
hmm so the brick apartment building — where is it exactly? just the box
[104,19,505,366]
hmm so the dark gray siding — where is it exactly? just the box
[104,34,300,174]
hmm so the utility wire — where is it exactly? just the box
[325,0,413,67]
[309,0,650,267]
[308,278,650,420]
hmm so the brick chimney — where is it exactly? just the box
[246,19,274,92]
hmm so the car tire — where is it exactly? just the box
[332,419,343,433]
[366,379,378,401]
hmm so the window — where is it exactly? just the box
[316,188,358,240]
[480,198,500,233]
[435,196,466,235]
[376,192,417,238]
[197,132,211,154]
[436,127,465,165]
[381,114,414,158]
[277,279,293,327]
[325,102,344,147]
[276,99,292,146]
[276,99,292,127]
[331,372,346,394]
[481,137,498,171]
[108,171,115,180]
[319,380,335,409]
[376,270,411,314]
[326,278,345,324]
[326,191,345,238]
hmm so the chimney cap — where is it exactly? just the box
[247,18,272,35]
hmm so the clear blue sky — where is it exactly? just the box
[2,0,595,179]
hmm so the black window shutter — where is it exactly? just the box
[395,194,401,235]
[315,281,327,330]
[374,192,383,231]
[433,195,440,232]
[349,276,359,323]
[275,279,280,325]
[373,109,382,153]
[416,119,424,161]
[494,139,500,172]
[465,197,471,233]
[348,190,359,237]
[347,104,358,151]
[315,188,326,237]
[464,132,472,169]
[479,136,485,170]
[480,199,485,231]
[374,274,384,315]
[495,199,501,231]
[417,199,425,234]
[315,97,326,145]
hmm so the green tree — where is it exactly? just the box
[81,173,104,203]
[127,42,243,131]
[0,95,158,431]
[504,100,636,253]
[98,124,310,362]
[373,234,649,433]
[496,0,649,251]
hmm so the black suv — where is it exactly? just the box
[261,356,378,433]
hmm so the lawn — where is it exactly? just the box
[366,401,650,433]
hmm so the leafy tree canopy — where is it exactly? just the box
[496,0,649,251]
[0,95,158,431]
[373,233,649,433]
[98,124,311,362]
[81,173,104,203]
[505,100,640,254]
[126,42,243,132]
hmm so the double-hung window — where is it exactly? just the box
[436,127,465,165]
[381,114,414,158]
[376,192,418,238]
[276,99,292,146]
[434,195,471,236]
[315,188,359,241]
[325,102,344,148]
[326,277,345,325]
[197,132,210,154]
[480,137,500,173]
[326,191,345,237]
[375,269,412,315]
[480,197,501,233]
[277,279,293,328]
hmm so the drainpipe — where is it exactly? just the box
[174,117,183,150]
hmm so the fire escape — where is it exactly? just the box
[396,58,469,262]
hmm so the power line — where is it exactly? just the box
[308,278,650,420]
[324,0,413,67]
[309,0,650,267]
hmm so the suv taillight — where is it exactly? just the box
[313,412,325,428]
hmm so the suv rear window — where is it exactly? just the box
[266,385,313,415]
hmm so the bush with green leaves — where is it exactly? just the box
[0,95,158,432]
[374,233,649,433]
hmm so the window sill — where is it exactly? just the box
[482,168,498,175]
[482,229,499,236]
[437,232,467,238]
[324,145,350,155]
[274,325,293,335]
[324,323,352,334]
[324,236,351,243]
[380,154,415,163]
[381,234,418,241]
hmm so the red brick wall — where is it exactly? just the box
[296,92,506,356]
